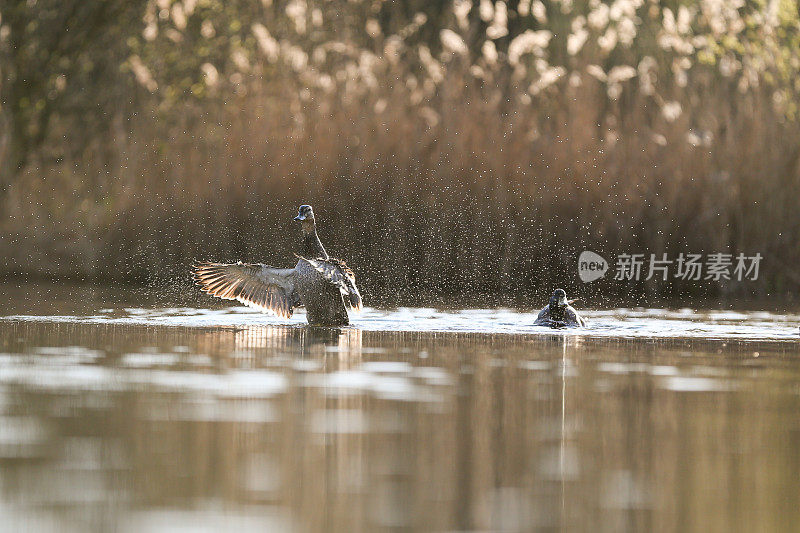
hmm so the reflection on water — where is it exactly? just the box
[1,320,799,532]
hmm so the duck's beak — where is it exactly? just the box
[294,213,306,221]
[568,298,579,305]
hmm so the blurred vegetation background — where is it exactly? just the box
[1,0,799,306]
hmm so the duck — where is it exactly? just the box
[193,205,362,326]
[534,289,585,328]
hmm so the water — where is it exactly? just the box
[7,305,799,341]
[1,282,799,531]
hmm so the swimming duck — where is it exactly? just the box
[193,205,362,326]
[534,289,585,328]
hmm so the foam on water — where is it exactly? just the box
[3,305,798,341]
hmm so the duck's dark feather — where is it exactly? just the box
[295,255,362,312]
[534,305,585,327]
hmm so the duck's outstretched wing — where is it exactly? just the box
[193,262,298,318]
[298,256,363,312]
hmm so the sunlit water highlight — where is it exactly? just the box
[4,305,798,341]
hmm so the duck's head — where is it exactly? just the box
[549,289,569,309]
[294,205,315,222]
[548,289,570,322]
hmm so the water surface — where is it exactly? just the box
[0,283,799,531]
